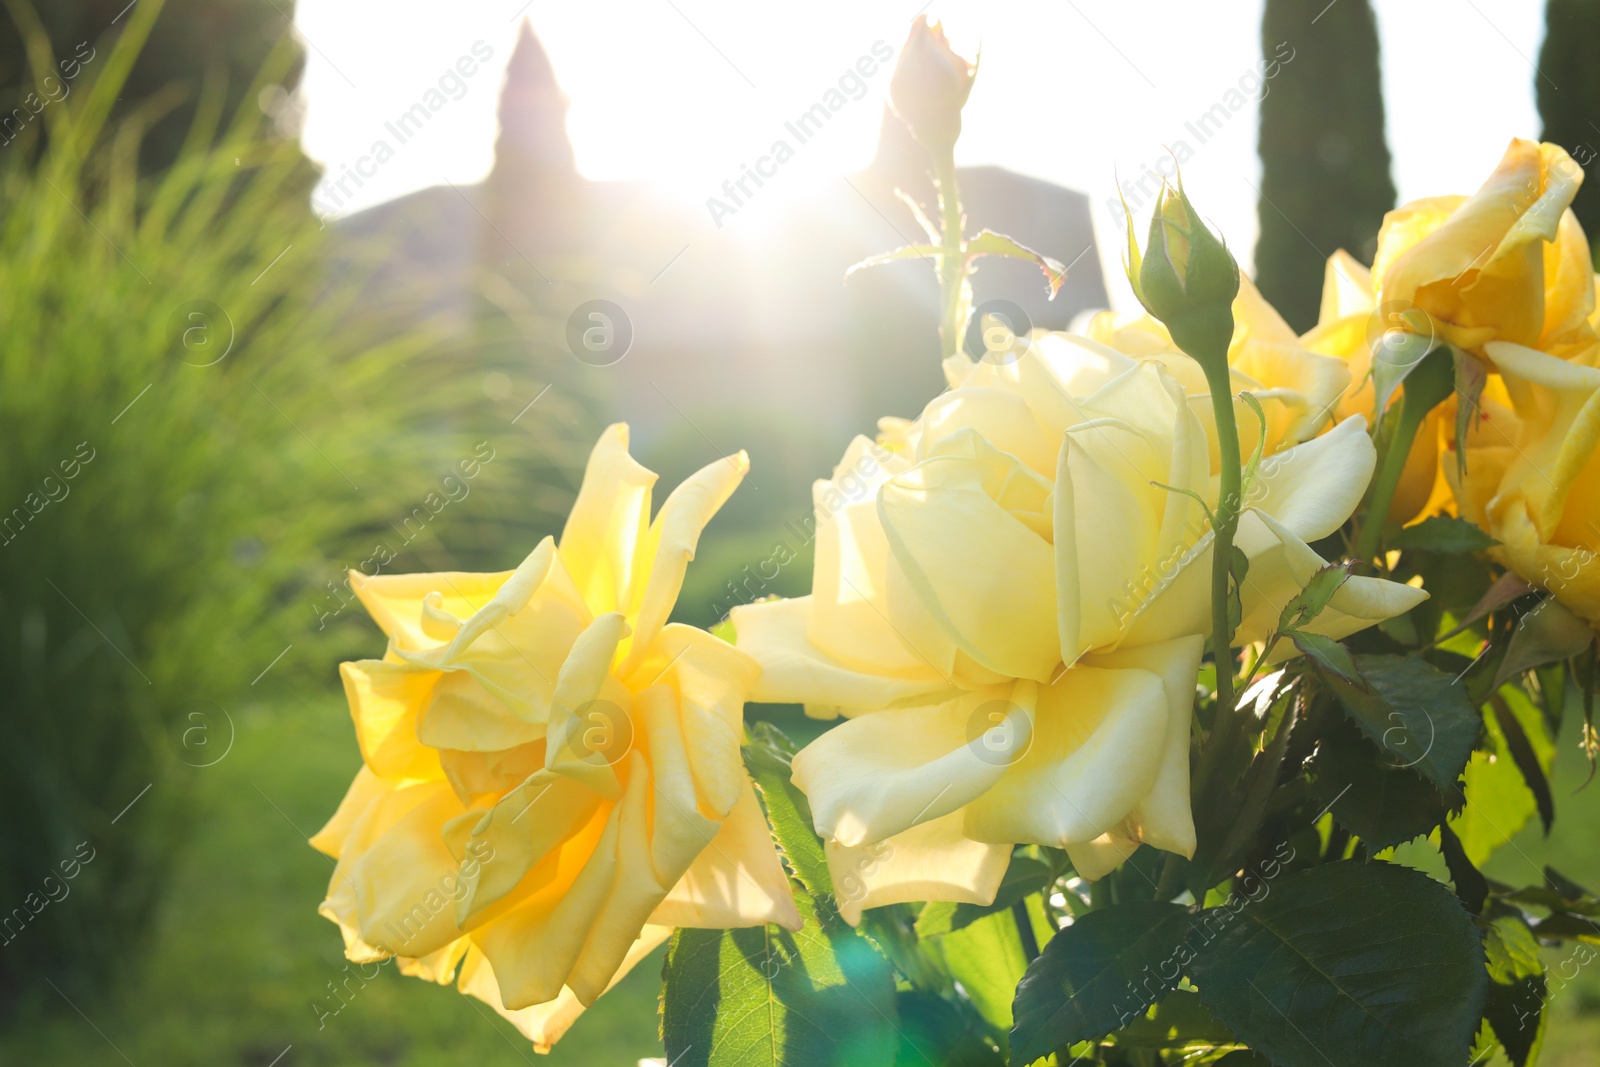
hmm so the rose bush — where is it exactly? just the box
[732,331,1425,918]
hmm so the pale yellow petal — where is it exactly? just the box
[559,423,657,615]
[626,623,758,818]
[337,662,442,781]
[456,927,671,1053]
[653,772,801,930]
[1065,833,1142,882]
[829,810,1011,926]
[347,781,472,959]
[791,687,1030,848]
[351,568,513,653]
[1082,636,1203,857]
[620,449,748,672]
[731,595,950,715]
[879,432,1059,681]
[963,666,1168,847]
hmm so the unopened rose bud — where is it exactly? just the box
[1126,181,1240,365]
[888,17,976,155]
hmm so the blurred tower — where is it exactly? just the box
[483,20,585,264]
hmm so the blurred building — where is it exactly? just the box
[329,22,1108,523]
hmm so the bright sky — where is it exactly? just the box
[295,0,1547,311]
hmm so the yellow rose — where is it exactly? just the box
[1304,141,1598,525]
[733,336,1423,917]
[1370,139,1594,355]
[1450,340,1600,625]
[311,424,798,1051]
[1085,273,1352,466]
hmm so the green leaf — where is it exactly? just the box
[1450,748,1537,868]
[1454,348,1490,479]
[1488,692,1554,834]
[1290,631,1361,685]
[1493,595,1594,691]
[915,858,1050,938]
[964,230,1067,297]
[1370,329,1442,418]
[1226,546,1249,639]
[743,722,832,898]
[1306,720,1460,852]
[1111,989,1238,1050]
[892,990,1005,1067]
[1390,515,1498,554]
[1276,561,1352,634]
[661,887,899,1067]
[1483,973,1546,1067]
[845,244,943,280]
[1482,915,1547,1067]
[1315,653,1481,792]
[1438,821,1488,914]
[935,910,1029,1038]
[1483,915,1543,985]
[1008,902,1193,1065]
[1189,860,1487,1067]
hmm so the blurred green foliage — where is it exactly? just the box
[0,0,301,173]
[0,0,592,1011]
[1538,0,1600,265]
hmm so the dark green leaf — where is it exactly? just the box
[1438,821,1488,914]
[1226,546,1249,639]
[1546,866,1596,901]
[892,990,1004,1067]
[1009,902,1193,1065]
[1483,973,1546,1067]
[1291,631,1360,685]
[1306,720,1460,851]
[743,722,832,898]
[915,858,1050,938]
[661,886,898,1067]
[1482,916,1546,1067]
[1316,653,1480,792]
[1189,860,1487,1067]
[1494,595,1594,691]
[1453,348,1490,480]
[1110,989,1237,1050]
[1390,515,1498,554]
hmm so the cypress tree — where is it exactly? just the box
[1537,0,1600,263]
[1254,0,1396,332]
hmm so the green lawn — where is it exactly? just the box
[0,690,665,1066]
[5,686,1600,1065]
